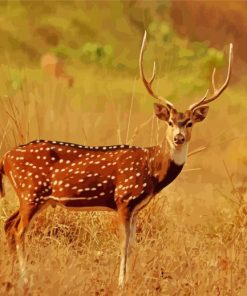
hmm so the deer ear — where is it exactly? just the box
[154,103,170,121]
[192,106,209,122]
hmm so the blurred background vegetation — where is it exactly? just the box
[0,0,243,105]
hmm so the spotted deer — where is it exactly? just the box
[41,53,74,87]
[0,32,232,287]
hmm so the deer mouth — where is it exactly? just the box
[173,141,187,151]
[173,139,185,147]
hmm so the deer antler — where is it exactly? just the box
[139,31,174,108]
[189,43,233,111]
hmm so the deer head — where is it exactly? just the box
[140,31,233,150]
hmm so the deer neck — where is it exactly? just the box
[166,138,188,166]
[148,138,187,191]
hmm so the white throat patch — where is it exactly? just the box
[170,142,188,165]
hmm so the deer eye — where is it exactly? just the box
[168,121,173,127]
[186,122,193,128]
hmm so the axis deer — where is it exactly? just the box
[41,53,74,87]
[0,32,232,287]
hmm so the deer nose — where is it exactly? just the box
[174,133,185,145]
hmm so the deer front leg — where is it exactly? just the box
[118,209,136,288]
[126,213,137,277]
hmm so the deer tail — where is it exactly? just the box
[0,158,5,198]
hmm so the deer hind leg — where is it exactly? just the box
[15,204,42,285]
[4,210,20,252]
[118,210,135,288]
[5,203,41,284]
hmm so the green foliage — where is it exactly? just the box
[0,0,232,106]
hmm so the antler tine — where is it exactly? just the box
[189,43,233,111]
[211,67,216,92]
[139,31,173,108]
[188,89,209,110]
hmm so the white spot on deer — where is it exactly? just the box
[100,192,105,196]
[65,183,70,188]
[66,160,71,164]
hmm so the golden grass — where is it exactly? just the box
[0,67,246,295]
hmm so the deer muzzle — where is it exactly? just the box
[174,133,185,145]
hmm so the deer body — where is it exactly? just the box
[1,139,184,210]
[1,31,233,288]
[1,137,185,285]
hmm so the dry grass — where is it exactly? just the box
[0,69,246,295]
